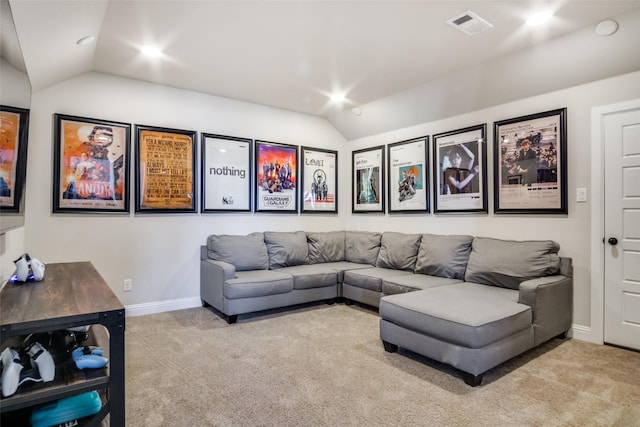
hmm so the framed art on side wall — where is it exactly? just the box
[387,136,429,213]
[433,124,487,213]
[0,105,29,213]
[135,125,197,213]
[254,140,298,213]
[494,108,567,214]
[201,134,252,212]
[53,114,130,213]
[352,145,384,213]
[301,146,337,213]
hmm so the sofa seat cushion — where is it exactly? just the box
[224,270,293,299]
[315,261,372,282]
[274,264,338,290]
[379,283,532,349]
[343,267,413,292]
[382,274,462,295]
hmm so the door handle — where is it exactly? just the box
[608,237,618,246]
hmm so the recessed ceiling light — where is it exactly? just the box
[76,36,96,46]
[329,93,346,103]
[352,108,362,116]
[526,10,553,26]
[140,45,163,57]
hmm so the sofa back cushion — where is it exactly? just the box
[264,231,309,269]
[464,237,561,289]
[414,234,473,279]
[376,232,422,271]
[345,231,382,265]
[307,231,345,264]
[207,232,269,271]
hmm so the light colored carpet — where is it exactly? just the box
[125,303,640,426]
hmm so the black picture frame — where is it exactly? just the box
[352,145,385,213]
[300,146,338,214]
[52,113,131,214]
[135,124,197,213]
[1,105,29,214]
[254,140,298,213]
[201,133,252,212]
[494,108,567,214]
[387,136,430,213]
[432,124,488,213]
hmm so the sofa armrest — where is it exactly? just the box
[519,274,573,345]
[208,259,236,280]
[200,259,236,312]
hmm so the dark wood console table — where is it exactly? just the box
[0,261,125,426]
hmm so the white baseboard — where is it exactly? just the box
[570,323,593,343]
[125,297,202,317]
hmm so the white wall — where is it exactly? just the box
[17,69,640,335]
[24,72,348,313]
[340,71,640,331]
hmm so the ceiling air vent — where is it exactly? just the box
[447,11,493,36]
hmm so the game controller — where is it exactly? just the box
[14,254,30,282]
[1,347,23,397]
[31,257,46,281]
[26,342,55,382]
[1,342,56,397]
[71,346,108,370]
[12,253,46,283]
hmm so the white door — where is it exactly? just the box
[604,106,640,350]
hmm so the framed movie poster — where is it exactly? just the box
[387,137,429,213]
[254,140,298,213]
[135,125,197,213]
[0,106,29,213]
[352,145,384,213]
[494,108,567,214]
[201,133,252,212]
[53,114,130,213]
[301,146,337,213]
[433,124,487,213]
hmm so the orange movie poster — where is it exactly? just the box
[138,130,194,210]
[58,119,128,210]
[0,111,20,207]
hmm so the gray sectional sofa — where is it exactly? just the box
[200,230,572,386]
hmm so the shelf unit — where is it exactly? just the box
[1,262,125,426]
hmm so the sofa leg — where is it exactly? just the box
[382,341,398,353]
[325,298,336,305]
[556,330,569,339]
[226,314,238,324]
[462,372,482,387]
[344,298,353,306]
[201,299,210,307]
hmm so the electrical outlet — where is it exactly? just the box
[123,279,132,292]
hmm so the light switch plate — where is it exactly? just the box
[576,187,587,203]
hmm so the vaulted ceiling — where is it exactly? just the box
[5,1,640,139]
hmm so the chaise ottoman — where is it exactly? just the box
[379,282,535,386]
